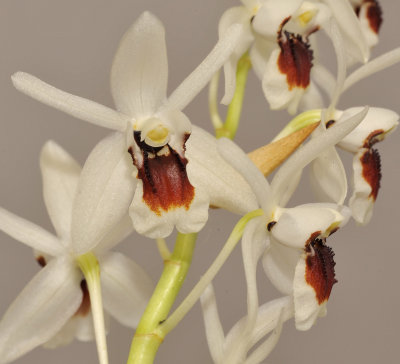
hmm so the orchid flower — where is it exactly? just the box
[11,12,258,238]
[217,0,370,113]
[0,139,154,364]
[321,107,398,224]
[217,107,367,332]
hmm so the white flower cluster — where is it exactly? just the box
[0,1,399,363]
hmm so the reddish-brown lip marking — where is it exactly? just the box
[36,256,46,267]
[363,129,384,148]
[355,0,383,34]
[360,148,381,200]
[75,279,91,317]
[325,120,335,129]
[129,132,195,216]
[305,237,337,305]
[277,19,313,91]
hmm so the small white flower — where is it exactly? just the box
[217,107,367,331]
[0,140,154,363]
[218,0,372,113]
[12,12,258,239]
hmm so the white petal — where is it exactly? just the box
[40,141,81,241]
[43,318,78,349]
[271,107,368,204]
[293,255,325,330]
[12,72,128,132]
[262,49,305,114]
[357,2,379,48]
[0,257,82,364]
[262,240,301,294]
[344,48,400,92]
[110,12,167,118]
[337,107,399,153]
[271,204,344,248]
[200,284,225,364]
[166,23,244,112]
[187,126,258,215]
[321,0,369,64]
[298,81,324,111]
[0,207,63,256]
[249,38,274,81]
[218,6,254,105]
[217,137,272,213]
[252,0,303,39]
[130,179,209,238]
[310,146,347,204]
[349,148,379,225]
[99,252,154,328]
[71,132,136,255]
[94,215,133,253]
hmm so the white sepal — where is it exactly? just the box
[187,126,258,215]
[293,255,325,330]
[40,140,81,241]
[0,207,63,256]
[310,146,347,204]
[0,257,82,364]
[262,240,301,295]
[11,72,128,132]
[166,23,244,112]
[252,0,303,39]
[271,204,343,248]
[99,252,154,328]
[218,6,254,105]
[337,107,399,153]
[110,12,168,118]
[217,137,272,213]
[71,132,136,255]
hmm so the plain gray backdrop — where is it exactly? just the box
[1,1,399,363]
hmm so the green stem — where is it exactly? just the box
[127,232,198,364]
[158,209,264,337]
[76,252,108,364]
[216,53,252,140]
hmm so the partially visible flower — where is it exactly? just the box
[325,107,398,224]
[0,139,154,363]
[12,12,257,239]
[217,107,367,331]
[218,0,371,113]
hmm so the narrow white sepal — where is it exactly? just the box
[0,207,63,256]
[110,12,168,118]
[11,72,128,132]
[271,107,369,205]
[40,140,81,241]
[217,137,272,213]
[200,284,225,364]
[99,252,154,328]
[165,23,244,112]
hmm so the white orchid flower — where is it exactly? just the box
[218,0,372,113]
[323,107,398,224]
[11,12,258,239]
[217,107,367,331]
[0,139,154,364]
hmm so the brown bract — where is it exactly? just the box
[248,122,319,176]
[305,237,337,305]
[129,132,195,216]
[360,148,381,200]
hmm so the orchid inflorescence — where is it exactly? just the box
[1,1,399,363]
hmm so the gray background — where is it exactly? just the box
[1,1,399,363]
